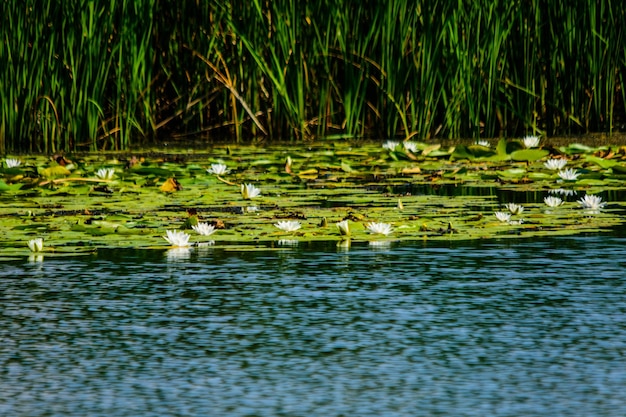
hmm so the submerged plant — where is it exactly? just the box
[241,183,261,199]
[163,230,191,247]
[27,238,44,253]
[365,222,393,236]
[274,220,302,232]
[192,222,216,236]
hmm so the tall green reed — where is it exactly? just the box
[1,0,625,152]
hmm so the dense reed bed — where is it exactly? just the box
[1,0,625,151]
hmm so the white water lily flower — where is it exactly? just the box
[403,141,419,153]
[207,163,229,175]
[365,222,393,236]
[505,203,524,215]
[274,220,302,232]
[241,183,261,199]
[558,168,580,181]
[578,194,606,210]
[336,220,350,236]
[95,168,115,180]
[192,222,216,236]
[523,135,540,148]
[382,140,400,150]
[494,211,511,222]
[544,196,564,207]
[27,238,44,253]
[163,230,191,247]
[5,158,21,168]
[544,158,567,170]
[475,139,490,147]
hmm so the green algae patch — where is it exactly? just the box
[2,139,626,255]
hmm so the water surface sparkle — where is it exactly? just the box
[2,236,626,416]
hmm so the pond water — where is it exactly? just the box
[2,236,626,416]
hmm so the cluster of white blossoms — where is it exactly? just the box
[95,168,116,180]
[5,158,21,168]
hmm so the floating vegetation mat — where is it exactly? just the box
[2,138,626,258]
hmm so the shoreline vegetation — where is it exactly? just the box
[1,1,625,152]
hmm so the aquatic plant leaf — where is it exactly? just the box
[610,165,626,174]
[585,155,618,169]
[0,180,10,192]
[510,149,549,162]
[559,143,598,154]
[341,161,354,172]
[131,167,174,177]
[451,145,495,161]
[2,143,626,252]
[421,144,441,156]
[161,177,183,192]
[41,166,71,178]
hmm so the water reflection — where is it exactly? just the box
[165,247,191,261]
[2,236,626,416]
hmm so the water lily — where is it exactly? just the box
[241,183,261,199]
[544,196,564,207]
[403,141,419,153]
[544,158,567,170]
[95,168,115,180]
[192,222,216,236]
[163,230,191,247]
[558,168,579,181]
[505,203,524,215]
[5,158,21,168]
[365,222,393,235]
[578,194,606,210]
[494,211,511,222]
[207,163,229,175]
[382,140,400,150]
[27,238,44,253]
[523,135,540,148]
[475,139,490,147]
[274,220,302,232]
[336,220,350,236]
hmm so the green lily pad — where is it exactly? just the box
[510,149,549,162]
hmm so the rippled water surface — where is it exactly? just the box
[2,236,626,416]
